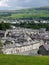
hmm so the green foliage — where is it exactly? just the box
[0,22,11,30]
[0,41,3,54]
[0,41,2,47]
[14,22,49,31]
[0,55,49,65]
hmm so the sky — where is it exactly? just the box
[0,0,49,10]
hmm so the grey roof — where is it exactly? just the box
[0,30,5,33]
[44,44,49,50]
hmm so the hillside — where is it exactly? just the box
[0,7,49,20]
[0,55,49,65]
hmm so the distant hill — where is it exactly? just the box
[0,7,49,20]
[0,6,49,13]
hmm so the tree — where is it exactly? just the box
[0,41,3,54]
[37,45,48,55]
[0,22,11,30]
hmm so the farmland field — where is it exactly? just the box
[1,7,49,20]
[0,55,49,65]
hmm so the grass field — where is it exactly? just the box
[10,13,49,19]
[2,10,49,19]
[0,55,49,65]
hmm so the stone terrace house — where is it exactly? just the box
[0,28,43,55]
[2,40,44,55]
[0,27,49,55]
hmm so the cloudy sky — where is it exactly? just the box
[0,0,49,10]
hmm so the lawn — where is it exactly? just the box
[0,55,49,65]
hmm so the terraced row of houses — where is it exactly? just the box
[0,27,49,55]
[0,19,49,24]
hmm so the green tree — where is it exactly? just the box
[0,41,3,54]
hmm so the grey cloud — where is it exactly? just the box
[0,0,49,10]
